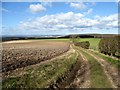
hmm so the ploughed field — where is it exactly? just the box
[2,40,70,72]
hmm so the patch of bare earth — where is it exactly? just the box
[85,50,118,88]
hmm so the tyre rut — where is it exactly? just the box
[66,47,90,88]
[82,49,118,88]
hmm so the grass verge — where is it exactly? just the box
[89,50,120,68]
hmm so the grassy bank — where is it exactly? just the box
[3,50,78,88]
[89,50,120,68]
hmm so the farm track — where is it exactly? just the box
[55,45,118,88]
[78,52,90,88]
[81,48,118,88]
[66,47,90,88]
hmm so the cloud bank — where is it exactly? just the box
[12,12,117,35]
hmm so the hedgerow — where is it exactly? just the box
[99,36,119,56]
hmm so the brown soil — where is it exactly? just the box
[2,45,74,79]
[2,40,70,72]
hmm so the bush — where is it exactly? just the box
[114,36,120,56]
[74,41,90,49]
[79,41,90,49]
[99,37,118,56]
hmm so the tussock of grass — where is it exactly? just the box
[3,51,78,88]
[79,48,111,88]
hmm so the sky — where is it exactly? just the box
[2,2,119,36]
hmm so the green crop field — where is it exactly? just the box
[79,38,101,50]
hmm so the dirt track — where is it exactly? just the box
[82,49,118,88]
[66,46,118,88]
[67,50,90,88]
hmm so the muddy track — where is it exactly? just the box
[83,49,118,88]
[78,52,90,88]
[67,50,90,88]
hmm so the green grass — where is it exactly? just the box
[79,38,101,50]
[3,51,78,88]
[89,50,120,68]
[78,48,111,88]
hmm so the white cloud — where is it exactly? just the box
[29,3,46,13]
[70,2,86,10]
[17,12,83,33]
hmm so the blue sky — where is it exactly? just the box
[2,2,118,36]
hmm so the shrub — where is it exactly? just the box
[74,41,90,49]
[79,41,90,49]
[99,37,118,56]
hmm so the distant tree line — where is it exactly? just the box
[98,36,119,56]
[70,35,90,49]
